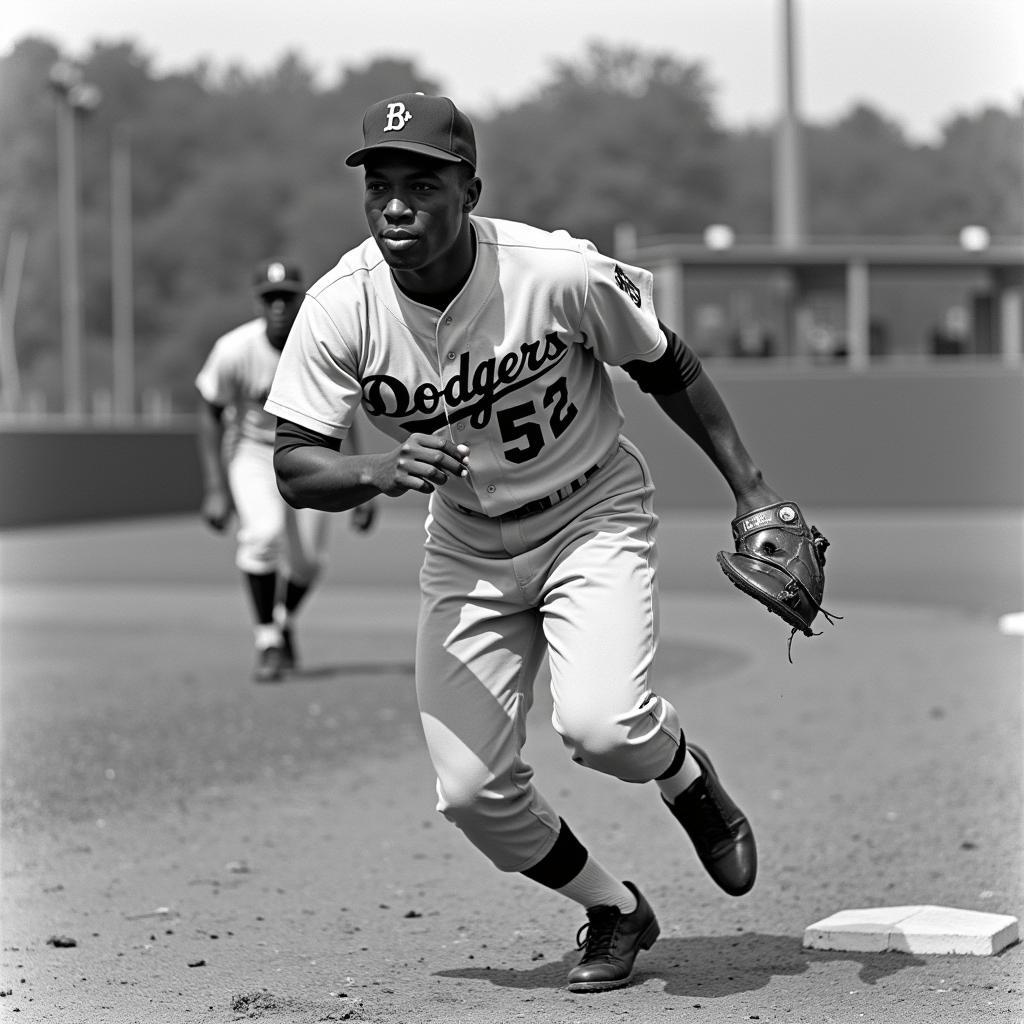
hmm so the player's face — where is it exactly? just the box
[261,292,304,350]
[363,153,480,296]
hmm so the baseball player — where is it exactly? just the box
[196,259,376,683]
[266,94,784,991]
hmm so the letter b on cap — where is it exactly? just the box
[384,102,411,133]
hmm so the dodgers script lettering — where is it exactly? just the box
[362,332,571,433]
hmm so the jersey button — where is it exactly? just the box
[447,352,456,360]
[456,422,465,431]
[486,484,496,493]
[445,316,454,324]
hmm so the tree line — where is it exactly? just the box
[1,36,1021,412]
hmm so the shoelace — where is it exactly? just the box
[785,609,843,662]
[575,906,621,961]
[740,550,844,662]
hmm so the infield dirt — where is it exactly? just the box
[2,511,1021,1023]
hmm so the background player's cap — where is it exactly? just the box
[345,92,476,170]
[252,259,304,297]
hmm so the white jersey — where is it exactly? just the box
[196,317,281,447]
[265,216,667,516]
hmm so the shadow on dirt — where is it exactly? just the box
[437,932,927,995]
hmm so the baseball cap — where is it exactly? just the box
[252,259,304,297]
[345,92,476,170]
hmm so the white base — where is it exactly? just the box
[998,611,1024,636]
[803,906,1019,956]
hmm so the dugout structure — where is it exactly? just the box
[623,238,1024,370]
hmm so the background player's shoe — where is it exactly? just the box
[566,881,660,993]
[253,644,285,683]
[663,744,757,896]
[280,627,297,672]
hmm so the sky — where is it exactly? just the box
[4,0,1023,143]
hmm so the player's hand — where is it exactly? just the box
[375,434,470,497]
[350,499,378,533]
[200,488,233,532]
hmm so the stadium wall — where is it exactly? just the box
[1,366,1020,529]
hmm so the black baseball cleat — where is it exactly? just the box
[280,626,297,672]
[566,881,660,993]
[664,744,757,896]
[252,644,285,683]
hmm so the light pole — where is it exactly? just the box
[774,0,807,249]
[111,124,134,420]
[49,59,101,418]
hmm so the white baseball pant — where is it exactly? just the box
[416,436,683,873]
[228,437,331,584]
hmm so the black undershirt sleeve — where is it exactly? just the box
[622,320,704,395]
[274,418,342,460]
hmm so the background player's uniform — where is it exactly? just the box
[266,217,688,870]
[197,317,331,587]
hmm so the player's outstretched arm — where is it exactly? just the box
[652,372,780,518]
[274,419,469,512]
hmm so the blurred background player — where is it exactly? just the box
[195,258,377,682]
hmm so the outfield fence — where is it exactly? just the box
[1,365,1021,528]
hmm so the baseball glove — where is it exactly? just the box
[716,502,839,660]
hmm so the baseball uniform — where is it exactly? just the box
[267,92,770,993]
[197,316,331,585]
[266,217,689,869]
